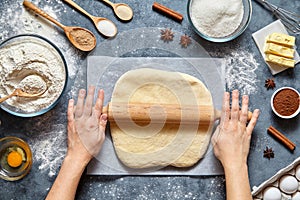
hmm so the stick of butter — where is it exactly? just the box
[265,53,295,68]
[266,33,295,47]
[264,43,295,59]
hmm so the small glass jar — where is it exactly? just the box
[0,136,32,181]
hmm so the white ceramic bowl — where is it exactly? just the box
[187,0,252,42]
[271,87,300,119]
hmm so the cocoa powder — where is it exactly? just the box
[273,88,300,116]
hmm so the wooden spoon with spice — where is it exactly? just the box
[23,0,96,51]
[64,0,118,38]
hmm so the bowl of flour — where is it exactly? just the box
[187,0,252,42]
[0,34,68,117]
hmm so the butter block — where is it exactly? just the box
[266,33,295,47]
[264,43,295,59]
[265,54,295,68]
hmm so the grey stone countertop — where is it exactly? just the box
[0,0,300,199]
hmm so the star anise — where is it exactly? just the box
[265,78,276,90]
[263,146,274,160]
[160,28,174,42]
[180,34,191,48]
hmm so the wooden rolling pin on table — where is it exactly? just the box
[102,102,252,125]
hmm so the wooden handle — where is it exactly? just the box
[0,91,17,103]
[102,102,253,125]
[23,0,65,29]
[102,0,115,8]
[64,0,93,19]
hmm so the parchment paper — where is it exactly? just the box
[86,56,225,176]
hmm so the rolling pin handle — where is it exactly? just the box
[102,104,109,115]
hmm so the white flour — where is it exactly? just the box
[0,36,66,113]
[29,124,67,177]
[19,74,47,95]
[210,48,259,95]
[0,0,83,177]
[191,0,244,37]
[224,50,259,95]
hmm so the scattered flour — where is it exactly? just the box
[29,124,67,177]
[191,0,244,37]
[224,50,259,95]
[210,48,259,95]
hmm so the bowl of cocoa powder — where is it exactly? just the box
[271,87,300,119]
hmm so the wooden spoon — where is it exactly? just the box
[23,0,96,51]
[102,0,133,21]
[0,88,46,104]
[64,0,117,38]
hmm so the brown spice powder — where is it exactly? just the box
[273,88,300,116]
[69,29,95,50]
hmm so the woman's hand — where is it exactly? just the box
[212,90,260,170]
[66,86,108,164]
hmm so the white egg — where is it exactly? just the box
[295,165,300,181]
[263,186,282,200]
[279,175,299,194]
[293,192,300,200]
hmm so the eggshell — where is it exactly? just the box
[263,186,282,200]
[295,165,300,181]
[293,192,300,200]
[279,175,299,194]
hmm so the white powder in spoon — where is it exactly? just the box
[97,20,116,37]
[191,0,244,38]
[18,74,47,95]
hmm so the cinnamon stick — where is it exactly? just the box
[152,2,183,22]
[267,126,296,151]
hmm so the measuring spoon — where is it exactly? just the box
[64,0,117,38]
[23,0,96,51]
[102,0,133,21]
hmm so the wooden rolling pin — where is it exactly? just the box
[102,102,252,125]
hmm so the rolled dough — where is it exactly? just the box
[110,68,214,169]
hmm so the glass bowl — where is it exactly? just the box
[0,34,68,117]
[271,87,300,119]
[187,0,252,42]
[0,137,32,181]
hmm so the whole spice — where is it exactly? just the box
[265,78,276,90]
[160,28,174,42]
[152,2,183,22]
[267,126,296,151]
[180,34,192,48]
[273,88,299,116]
[263,146,274,160]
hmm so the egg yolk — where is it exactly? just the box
[7,151,23,168]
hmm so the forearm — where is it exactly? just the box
[46,155,89,200]
[224,164,252,200]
